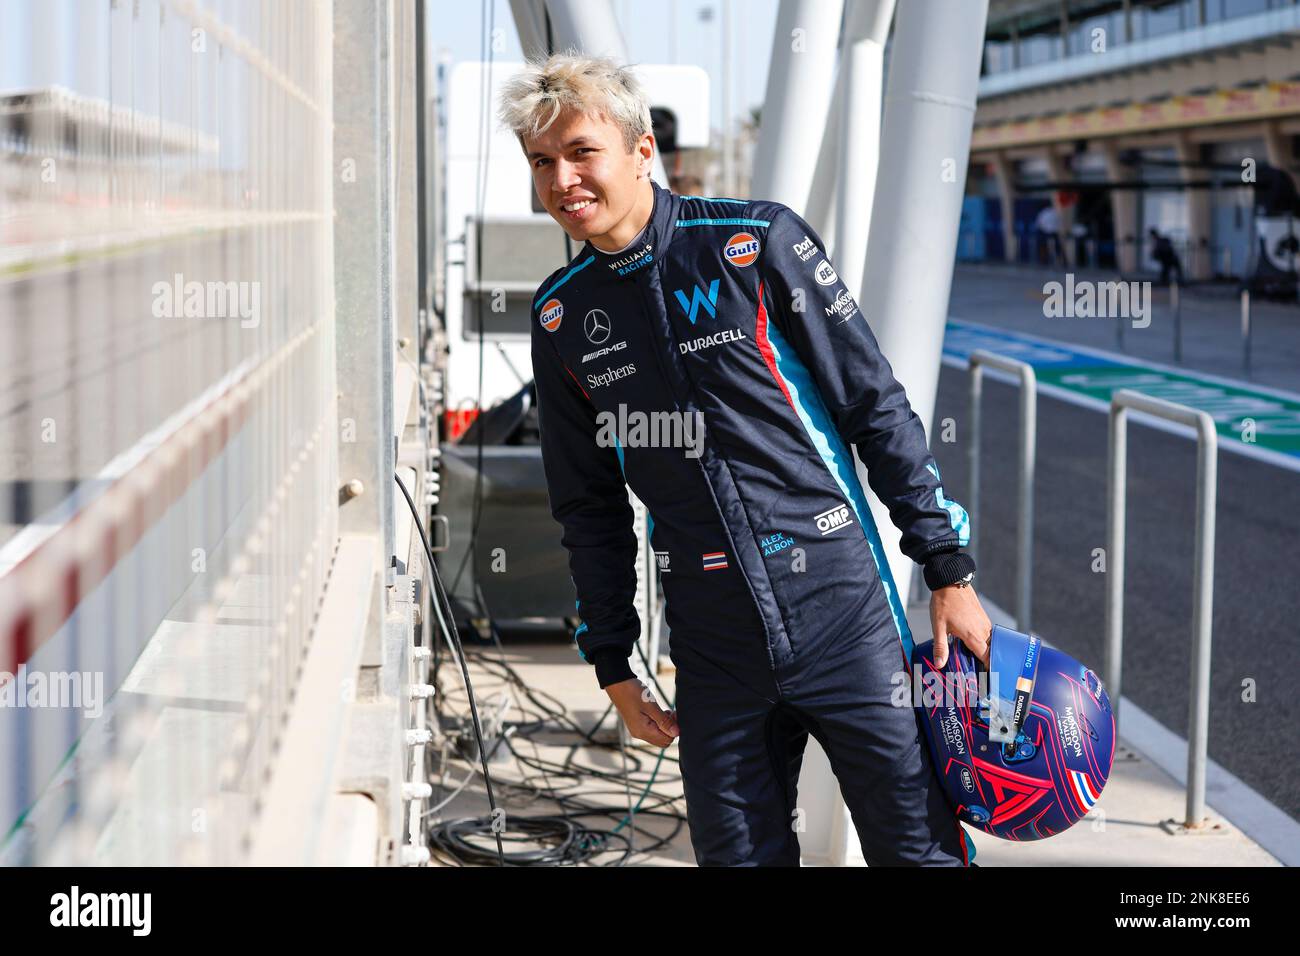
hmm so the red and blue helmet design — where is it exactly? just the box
[912,624,1115,841]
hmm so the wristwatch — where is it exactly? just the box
[923,550,977,591]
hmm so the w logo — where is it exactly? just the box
[672,279,720,325]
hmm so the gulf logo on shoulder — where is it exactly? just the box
[540,298,564,332]
[723,232,760,267]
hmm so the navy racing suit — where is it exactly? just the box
[529,179,976,866]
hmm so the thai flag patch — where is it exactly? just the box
[702,551,728,571]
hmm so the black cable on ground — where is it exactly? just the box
[423,645,687,866]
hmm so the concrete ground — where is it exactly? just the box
[425,600,1284,866]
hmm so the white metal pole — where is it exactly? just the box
[831,0,894,293]
[821,0,895,266]
[751,0,844,211]
[722,0,733,196]
[858,0,989,612]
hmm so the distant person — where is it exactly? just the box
[501,52,986,866]
[1034,203,1064,266]
[669,173,703,196]
[1148,228,1184,286]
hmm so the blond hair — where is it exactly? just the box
[497,50,653,155]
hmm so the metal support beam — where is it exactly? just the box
[859,0,990,610]
[752,0,845,212]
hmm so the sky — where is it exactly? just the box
[432,0,781,137]
[0,0,782,166]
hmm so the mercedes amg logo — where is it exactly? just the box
[584,308,611,344]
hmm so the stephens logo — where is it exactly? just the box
[540,298,564,332]
[814,503,854,536]
[724,232,760,267]
[586,363,637,389]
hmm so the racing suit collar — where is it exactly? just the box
[583,179,676,281]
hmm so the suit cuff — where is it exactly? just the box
[590,646,636,689]
[923,550,977,591]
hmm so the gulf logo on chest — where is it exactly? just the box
[724,232,760,267]
[540,298,564,332]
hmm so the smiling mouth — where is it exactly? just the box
[560,198,597,218]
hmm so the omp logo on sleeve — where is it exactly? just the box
[540,298,564,332]
[723,232,760,267]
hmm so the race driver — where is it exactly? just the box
[498,52,994,866]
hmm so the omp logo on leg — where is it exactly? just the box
[814,503,854,535]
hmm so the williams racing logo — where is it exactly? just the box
[539,298,564,332]
[607,242,654,277]
[672,279,720,324]
[814,503,854,536]
[723,232,760,267]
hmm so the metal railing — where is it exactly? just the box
[967,350,1037,634]
[0,0,434,866]
[1105,388,1218,830]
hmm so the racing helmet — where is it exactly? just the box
[911,624,1115,841]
